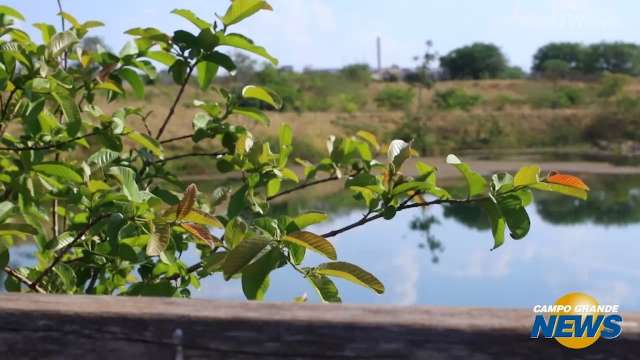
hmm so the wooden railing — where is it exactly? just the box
[0,294,637,359]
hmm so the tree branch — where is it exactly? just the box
[0,132,97,152]
[267,175,339,201]
[156,64,195,140]
[3,266,46,294]
[159,134,193,145]
[31,214,110,290]
[153,151,227,164]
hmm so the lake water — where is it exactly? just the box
[6,173,640,310]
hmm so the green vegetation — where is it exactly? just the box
[440,42,508,79]
[0,1,590,302]
[433,88,482,110]
[374,86,414,110]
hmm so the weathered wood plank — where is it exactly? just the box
[0,294,637,359]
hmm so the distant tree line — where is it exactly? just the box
[438,41,640,80]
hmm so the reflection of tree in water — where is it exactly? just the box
[535,175,640,226]
[442,204,490,230]
[410,213,444,263]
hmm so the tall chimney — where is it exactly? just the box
[376,36,381,72]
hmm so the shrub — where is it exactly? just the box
[433,88,482,111]
[530,85,585,109]
[374,86,414,110]
[597,73,631,98]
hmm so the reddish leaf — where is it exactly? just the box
[181,223,220,248]
[546,172,590,191]
[176,184,198,220]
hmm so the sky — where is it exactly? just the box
[5,0,640,72]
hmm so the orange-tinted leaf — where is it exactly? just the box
[176,184,197,220]
[546,172,589,191]
[181,223,220,248]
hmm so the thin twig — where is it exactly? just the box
[153,151,227,164]
[31,214,110,289]
[56,0,68,69]
[156,64,195,140]
[267,175,340,201]
[159,134,193,145]
[3,266,46,293]
[140,111,154,137]
[0,132,97,151]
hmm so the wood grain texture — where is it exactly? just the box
[0,294,637,359]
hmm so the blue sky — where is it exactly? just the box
[6,0,639,71]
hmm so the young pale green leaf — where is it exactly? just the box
[225,217,248,248]
[218,33,278,65]
[266,178,281,197]
[33,163,83,183]
[146,223,171,256]
[48,31,79,59]
[181,223,220,248]
[530,182,588,200]
[241,247,283,300]
[118,67,144,98]
[307,274,341,303]
[95,82,124,94]
[279,123,293,147]
[513,165,540,187]
[496,194,530,240]
[196,61,218,91]
[51,89,82,137]
[0,5,25,20]
[387,139,411,169]
[391,181,429,196]
[108,166,142,202]
[177,184,198,220]
[446,154,487,197]
[126,130,163,158]
[242,85,282,109]
[145,50,176,66]
[222,0,273,26]
[285,231,337,260]
[480,198,506,250]
[356,130,380,151]
[0,201,14,223]
[223,236,270,280]
[33,23,56,43]
[291,212,328,230]
[232,107,270,125]
[316,261,384,294]
[171,9,210,29]
[58,11,80,28]
[88,149,119,169]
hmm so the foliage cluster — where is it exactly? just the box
[374,86,415,110]
[432,88,482,111]
[0,2,589,302]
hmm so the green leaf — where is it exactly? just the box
[58,11,80,28]
[513,165,540,187]
[356,130,380,151]
[530,182,588,200]
[95,82,124,94]
[222,0,273,26]
[88,149,119,169]
[446,154,487,197]
[241,247,284,300]
[391,181,429,196]
[223,236,270,280]
[51,89,82,137]
[33,163,83,183]
[146,223,171,256]
[279,123,293,147]
[232,107,270,125]
[496,194,530,240]
[291,212,328,231]
[145,50,176,66]
[196,61,218,91]
[307,274,341,303]
[108,166,142,202]
[218,33,278,65]
[171,9,210,30]
[126,130,163,158]
[118,67,144,98]
[480,198,506,250]
[387,139,412,169]
[266,178,281,197]
[0,223,38,236]
[0,201,14,223]
[54,263,77,292]
[202,51,236,72]
[182,209,224,228]
[0,246,9,270]
[33,23,56,43]
[285,231,336,260]
[316,262,384,294]
[48,31,79,59]
[0,5,25,20]
[224,217,247,248]
[119,41,139,57]
[242,85,282,109]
